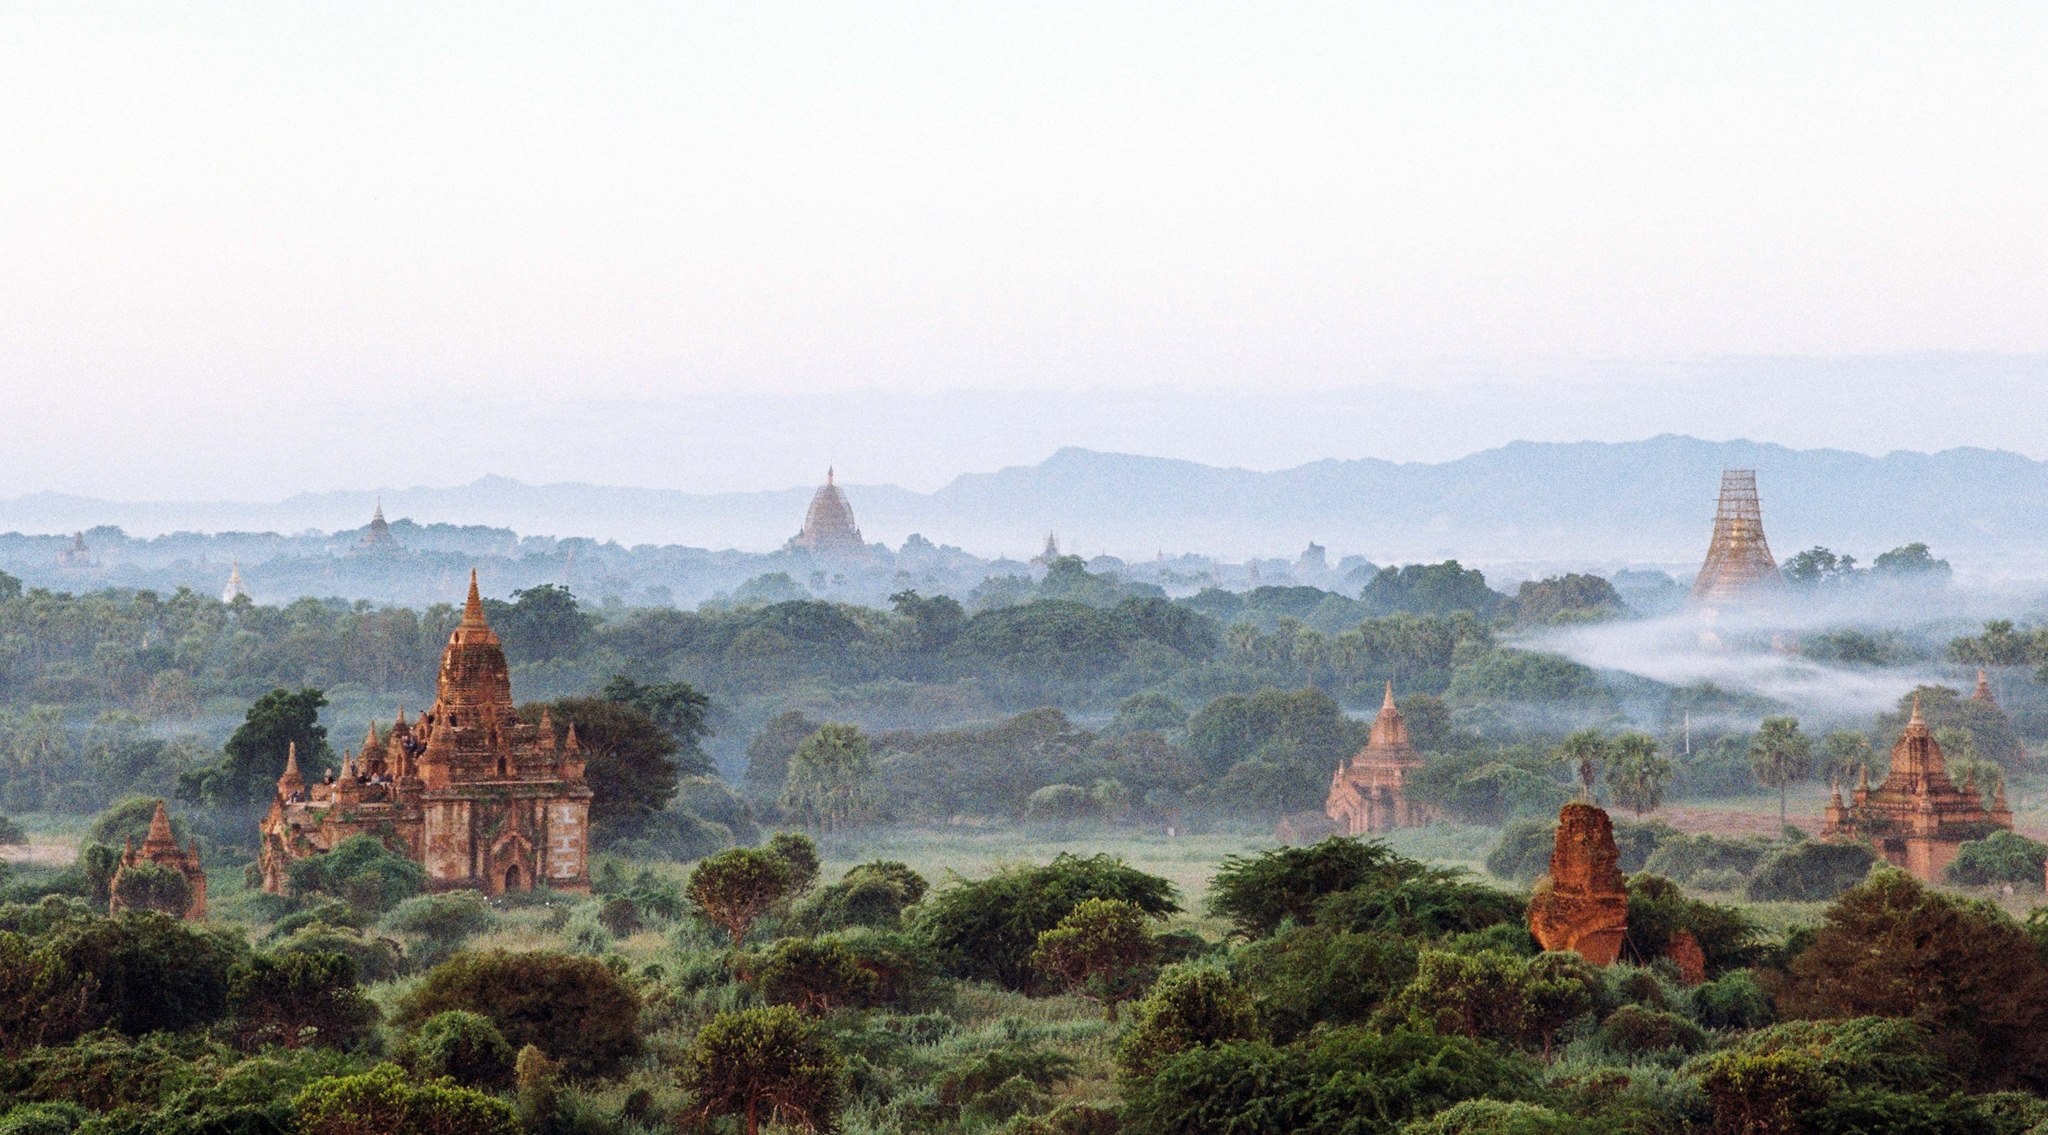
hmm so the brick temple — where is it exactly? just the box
[110,800,207,920]
[1822,695,2010,882]
[259,572,592,896]
[1325,683,1438,834]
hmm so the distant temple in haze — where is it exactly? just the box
[57,531,96,569]
[1031,534,1061,568]
[259,572,592,896]
[1325,683,1438,834]
[222,562,248,603]
[786,468,868,556]
[1690,469,1786,605]
[1822,695,2011,882]
[356,500,399,553]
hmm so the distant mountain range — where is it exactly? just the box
[4,436,2043,572]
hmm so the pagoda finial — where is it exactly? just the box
[1382,681,1397,712]
[827,465,835,486]
[1909,693,1924,727]
[145,800,175,848]
[463,569,487,626]
[284,741,299,776]
[565,723,581,751]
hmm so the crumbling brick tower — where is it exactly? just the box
[1690,469,1787,605]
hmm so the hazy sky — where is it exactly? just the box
[2,4,2044,497]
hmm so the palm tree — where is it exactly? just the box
[1553,728,1611,801]
[1749,716,1814,825]
[1605,732,1673,816]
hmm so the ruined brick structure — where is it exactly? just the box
[1527,802,1629,966]
[1325,683,1438,834]
[111,801,207,920]
[1822,695,2010,882]
[786,467,867,556]
[259,572,592,896]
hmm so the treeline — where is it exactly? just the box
[7,830,2048,1134]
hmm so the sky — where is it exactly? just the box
[1,4,2045,498]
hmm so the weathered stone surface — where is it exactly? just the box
[1666,929,1707,987]
[1527,802,1629,966]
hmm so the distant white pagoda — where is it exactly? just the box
[222,562,248,603]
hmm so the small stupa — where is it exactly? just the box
[786,468,867,556]
[1324,683,1437,834]
[109,801,208,920]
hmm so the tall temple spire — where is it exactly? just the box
[144,800,177,851]
[278,741,305,798]
[827,465,834,485]
[1382,681,1397,712]
[1690,469,1786,605]
[464,569,486,625]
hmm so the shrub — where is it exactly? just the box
[405,1010,516,1088]
[1781,869,2048,1087]
[1233,925,1417,1042]
[1744,842,1876,902]
[934,1046,1078,1121]
[51,911,246,1036]
[1117,961,1262,1079]
[914,853,1178,990]
[295,1063,517,1135]
[596,896,641,936]
[1208,837,1410,938]
[396,950,641,1077]
[1690,970,1774,1031]
[224,950,380,1051]
[1030,897,1158,1018]
[1601,1005,1707,1055]
[1123,1027,1534,1135]
[743,936,879,1014]
[681,1006,843,1135]
[1399,1100,1584,1135]
[791,861,929,933]
[1024,784,1093,824]
[1384,949,1597,1057]
[687,847,795,947]
[1641,833,1775,887]
[0,1103,88,1135]
[285,835,427,915]
[1946,831,2048,888]
[1311,872,1525,940]
[109,861,190,916]
[381,891,496,969]
[1625,875,1758,974]
[271,923,406,982]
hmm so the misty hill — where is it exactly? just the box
[1,436,2042,571]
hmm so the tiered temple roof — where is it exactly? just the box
[1822,695,2011,881]
[1325,683,1438,834]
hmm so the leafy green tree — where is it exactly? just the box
[396,950,642,1078]
[1117,961,1263,1079]
[1604,732,1671,816]
[766,831,822,896]
[1553,729,1610,800]
[598,673,713,752]
[1512,574,1625,622]
[0,930,91,1055]
[1384,949,1596,1057]
[1031,897,1158,1019]
[1207,837,1414,939]
[483,584,593,663]
[1877,684,2025,770]
[1871,542,1952,582]
[530,696,683,845]
[381,891,496,970]
[1946,831,2048,888]
[1110,692,1189,736]
[779,723,878,832]
[1749,717,1814,824]
[1744,842,1876,902]
[1360,561,1504,618]
[1782,868,2048,1086]
[182,688,332,809]
[1783,546,1859,587]
[1818,730,1877,785]
[913,853,1178,990]
[225,950,379,1051]
[890,589,967,653]
[295,1063,517,1135]
[1183,687,1360,783]
[744,936,879,1015]
[688,847,797,946]
[791,860,929,933]
[682,1006,844,1135]
[285,834,427,915]
[744,711,823,802]
[52,911,246,1036]
[110,861,191,917]
[403,1009,516,1088]
[1234,925,1418,1042]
